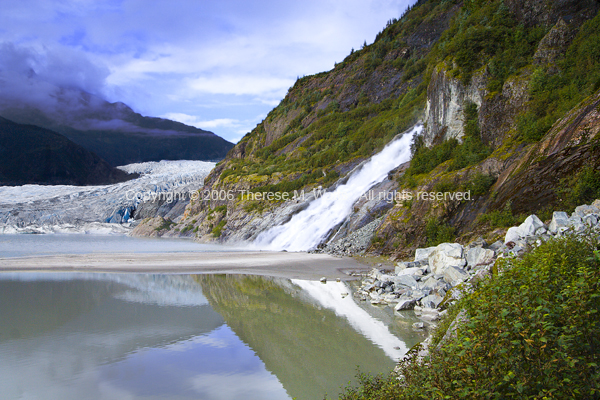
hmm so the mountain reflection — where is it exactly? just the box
[0,273,422,400]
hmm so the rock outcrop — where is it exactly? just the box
[355,199,600,330]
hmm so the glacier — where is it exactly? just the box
[0,160,215,234]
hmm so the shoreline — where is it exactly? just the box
[0,251,368,280]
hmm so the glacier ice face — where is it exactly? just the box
[0,160,215,234]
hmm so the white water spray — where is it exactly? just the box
[254,124,421,251]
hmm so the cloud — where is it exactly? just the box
[0,0,417,143]
[163,112,259,141]
[0,42,110,115]
[189,75,293,97]
[189,371,287,400]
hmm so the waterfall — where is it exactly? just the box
[254,124,421,251]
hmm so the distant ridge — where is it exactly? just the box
[0,87,234,166]
[0,117,137,186]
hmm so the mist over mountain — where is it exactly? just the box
[0,43,234,166]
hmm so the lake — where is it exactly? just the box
[0,235,425,399]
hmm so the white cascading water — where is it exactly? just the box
[254,124,422,251]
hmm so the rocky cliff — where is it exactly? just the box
[134,0,600,259]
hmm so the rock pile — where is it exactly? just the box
[313,217,383,256]
[354,199,600,326]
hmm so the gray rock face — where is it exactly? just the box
[443,266,470,285]
[420,294,443,309]
[574,204,600,218]
[414,247,436,263]
[394,298,417,311]
[393,275,419,289]
[466,247,495,268]
[357,199,600,327]
[505,214,546,243]
[520,215,546,237]
[548,211,569,234]
[428,243,466,274]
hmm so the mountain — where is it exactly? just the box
[133,0,600,257]
[0,117,136,186]
[0,86,234,167]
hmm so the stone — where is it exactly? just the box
[412,322,425,329]
[504,226,521,243]
[535,227,547,235]
[396,267,422,276]
[319,277,327,283]
[593,199,600,209]
[428,243,466,274]
[394,298,417,311]
[548,211,569,234]
[420,276,439,291]
[470,268,492,284]
[468,237,488,248]
[574,204,600,218]
[443,266,470,285]
[518,215,545,237]
[420,294,443,309]
[414,247,436,263]
[392,274,419,289]
[466,247,495,268]
[489,240,504,251]
[583,214,598,227]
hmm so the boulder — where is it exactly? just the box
[504,226,522,243]
[394,298,417,311]
[470,268,492,284]
[548,211,569,234]
[392,275,419,289]
[420,294,443,309]
[396,267,422,276]
[583,214,598,227]
[468,237,488,248]
[414,247,436,263]
[466,247,495,268]
[519,215,546,237]
[420,276,439,292]
[443,266,470,285]
[574,204,600,218]
[428,243,466,274]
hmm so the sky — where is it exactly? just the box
[0,0,416,143]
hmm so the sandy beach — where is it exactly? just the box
[0,251,368,280]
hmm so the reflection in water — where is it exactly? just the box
[292,279,408,360]
[0,273,424,400]
[197,275,425,400]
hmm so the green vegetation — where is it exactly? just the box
[153,219,175,232]
[404,102,490,182]
[424,217,455,246]
[477,200,525,228]
[340,235,600,399]
[432,0,546,87]
[557,166,600,213]
[211,219,227,238]
[517,12,600,142]
[464,172,496,196]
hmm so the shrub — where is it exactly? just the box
[557,166,600,212]
[211,219,226,238]
[477,200,520,228]
[464,172,496,196]
[339,235,600,399]
[425,217,455,246]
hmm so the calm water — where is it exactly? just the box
[0,235,426,399]
[0,233,245,258]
